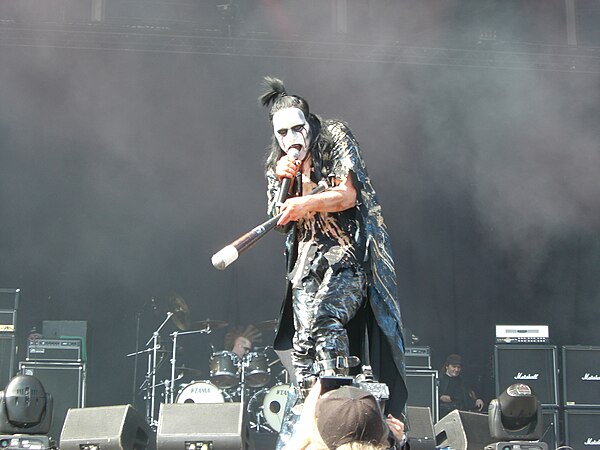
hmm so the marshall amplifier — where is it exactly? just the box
[494,344,558,407]
[563,409,600,448]
[405,347,432,369]
[562,345,600,407]
[26,338,82,362]
[406,369,439,423]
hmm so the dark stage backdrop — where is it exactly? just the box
[0,45,599,406]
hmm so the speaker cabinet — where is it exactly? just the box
[434,410,494,450]
[19,361,85,441]
[60,405,155,450]
[157,403,249,450]
[407,406,435,450]
[541,407,560,450]
[562,345,600,407]
[0,335,16,389]
[406,369,439,423]
[494,345,558,406]
[0,289,19,390]
[564,409,600,447]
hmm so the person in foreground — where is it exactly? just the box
[260,76,407,427]
[285,380,407,450]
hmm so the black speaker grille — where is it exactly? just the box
[19,361,85,440]
[562,346,600,407]
[564,409,600,447]
[0,335,16,388]
[406,369,438,423]
[494,345,558,406]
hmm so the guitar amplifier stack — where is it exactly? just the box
[405,346,438,423]
[561,346,600,448]
[494,343,600,447]
[20,321,87,441]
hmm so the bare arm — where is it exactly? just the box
[276,174,357,226]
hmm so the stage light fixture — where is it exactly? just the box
[0,375,53,450]
[0,375,52,436]
[486,383,547,450]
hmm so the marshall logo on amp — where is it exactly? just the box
[584,438,600,446]
[582,373,600,381]
[514,372,540,380]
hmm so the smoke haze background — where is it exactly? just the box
[0,0,599,407]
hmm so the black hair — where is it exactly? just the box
[259,76,333,181]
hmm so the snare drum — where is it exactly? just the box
[243,352,271,388]
[209,351,239,388]
[176,381,224,403]
[262,384,291,432]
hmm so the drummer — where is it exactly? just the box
[224,325,262,360]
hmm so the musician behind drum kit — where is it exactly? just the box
[231,335,253,359]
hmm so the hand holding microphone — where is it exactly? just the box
[275,149,301,204]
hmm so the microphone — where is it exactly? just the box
[276,149,300,204]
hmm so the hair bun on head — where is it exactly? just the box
[259,76,287,108]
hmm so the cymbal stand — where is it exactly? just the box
[144,311,172,428]
[168,326,212,403]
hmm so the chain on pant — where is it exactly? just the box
[291,265,366,383]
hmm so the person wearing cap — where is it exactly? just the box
[286,380,406,450]
[439,353,485,418]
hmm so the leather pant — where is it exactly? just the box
[291,262,366,383]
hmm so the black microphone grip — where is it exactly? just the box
[276,149,300,204]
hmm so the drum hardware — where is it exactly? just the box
[126,311,173,429]
[168,327,213,403]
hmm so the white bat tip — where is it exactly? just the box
[211,245,239,270]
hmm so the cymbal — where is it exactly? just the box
[189,319,228,331]
[168,295,191,331]
[254,319,278,331]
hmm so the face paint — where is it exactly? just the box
[272,107,311,160]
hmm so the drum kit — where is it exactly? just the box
[128,296,290,433]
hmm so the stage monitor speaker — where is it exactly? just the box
[434,410,494,450]
[562,345,600,407]
[563,409,600,448]
[0,335,16,389]
[19,361,85,441]
[406,369,439,423]
[60,405,155,450]
[407,406,435,450]
[494,345,558,406]
[157,403,249,450]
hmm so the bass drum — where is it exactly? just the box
[176,381,225,404]
[262,384,291,432]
